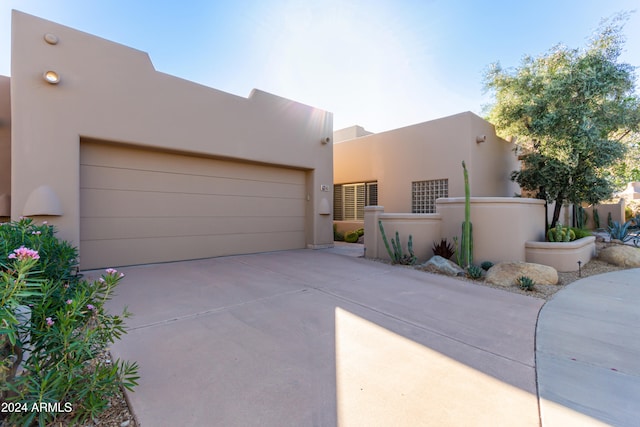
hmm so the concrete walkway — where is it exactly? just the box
[100,249,542,426]
[536,268,640,426]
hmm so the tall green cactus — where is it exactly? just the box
[461,161,473,267]
[378,220,416,265]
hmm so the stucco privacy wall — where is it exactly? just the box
[334,112,520,213]
[0,76,10,218]
[11,11,333,268]
[365,198,545,264]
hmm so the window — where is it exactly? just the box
[334,182,378,220]
[412,179,448,213]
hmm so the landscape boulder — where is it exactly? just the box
[598,245,640,267]
[419,256,465,276]
[486,262,558,287]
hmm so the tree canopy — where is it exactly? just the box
[483,14,640,228]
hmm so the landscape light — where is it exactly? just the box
[43,71,60,84]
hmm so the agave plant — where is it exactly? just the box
[608,220,634,243]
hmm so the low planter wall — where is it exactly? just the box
[525,236,596,272]
[364,207,442,263]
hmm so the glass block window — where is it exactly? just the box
[334,182,378,220]
[412,179,448,213]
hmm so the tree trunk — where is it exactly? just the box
[550,195,563,229]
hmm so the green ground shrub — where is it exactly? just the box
[0,218,138,426]
[344,231,359,243]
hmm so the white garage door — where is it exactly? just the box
[80,141,307,269]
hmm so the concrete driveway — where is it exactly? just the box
[100,249,545,426]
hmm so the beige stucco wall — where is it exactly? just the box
[334,112,519,213]
[364,199,545,264]
[10,11,333,256]
[436,198,545,264]
[0,75,10,217]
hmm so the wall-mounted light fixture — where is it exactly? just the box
[23,185,63,216]
[476,135,486,143]
[44,33,59,45]
[321,137,331,145]
[43,70,60,84]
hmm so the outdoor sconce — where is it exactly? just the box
[44,33,59,45]
[22,185,63,216]
[321,137,331,145]
[319,198,331,215]
[43,70,60,84]
[476,135,486,143]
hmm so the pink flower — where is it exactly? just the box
[46,317,54,327]
[86,304,95,311]
[31,231,41,235]
[66,299,73,305]
[63,283,70,289]
[98,277,105,283]
[8,246,40,261]
[42,221,48,225]
[119,272,125,278]
[105,268,117,275]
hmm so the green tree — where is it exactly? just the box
[484,14,640,228]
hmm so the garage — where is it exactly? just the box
[79,140,307,269]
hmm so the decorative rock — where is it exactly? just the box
[419,256,465,276]
[598,245,640,267]
[486,262,558,287]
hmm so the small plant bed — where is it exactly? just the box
[373,241,632,301]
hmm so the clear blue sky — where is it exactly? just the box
[1,0,639,132]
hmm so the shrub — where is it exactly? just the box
[480,261,494,271]
[0,219,138,426]
[333,224,344,241]
[625,205,633,221]
[517,276,536,291]
[570,227,593,239]
[356,228,364,237]
[344,231,359,243]
[466,264,484,279]
[432,239,454,259]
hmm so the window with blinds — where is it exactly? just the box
[412,179,448,213]
[333,182,378,220]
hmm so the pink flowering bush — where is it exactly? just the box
[0,219,138,426]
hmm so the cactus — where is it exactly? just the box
[378,221,416,265]
[517,276,536,291]
[480,261,494,271]
[547,223,576,242]
[461,161,473,267]
[461,221,473,263]
[575,206,587,229]
[593,208,600,229]
[466,264,483,279]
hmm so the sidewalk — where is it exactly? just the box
[536,268,640,426]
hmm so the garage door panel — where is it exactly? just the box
[81,143,304,184]
[80,165,305,199]
[80,231,305,269]
[80,141,307,269]
[80,216,305,241]
[80,189,304,218]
